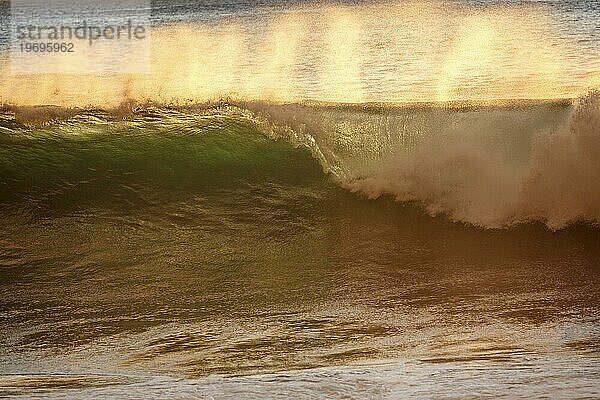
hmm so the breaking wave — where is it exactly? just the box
[338,92,600,229]
[0,92,599,230]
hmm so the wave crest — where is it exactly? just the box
[342,92,600,229]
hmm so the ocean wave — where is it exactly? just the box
[0,93,598,230]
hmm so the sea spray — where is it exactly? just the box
[519,91,600,229]
[342,92,600,229]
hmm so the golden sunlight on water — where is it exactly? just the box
[0,0,598,107]
[322,9,363,103]
[436,10,565,102]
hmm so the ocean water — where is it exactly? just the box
[1,0,600,398]
[2,0,600,105]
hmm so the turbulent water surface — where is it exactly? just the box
[1,0,600,398]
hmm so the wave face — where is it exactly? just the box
[0,107,324,217]
[1,92,599,230]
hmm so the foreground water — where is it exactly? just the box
[1,172,600,398]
